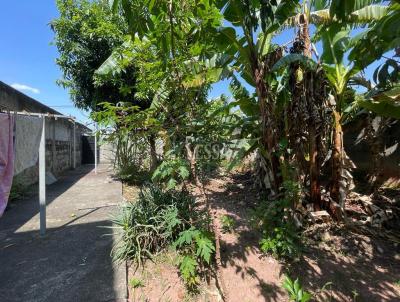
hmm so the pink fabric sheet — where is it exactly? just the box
[0,113,15,217]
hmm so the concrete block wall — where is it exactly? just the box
[0,81,89,187]
[99,141,116,164]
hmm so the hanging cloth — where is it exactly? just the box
[0,113,15,217]
[14,115,43,175]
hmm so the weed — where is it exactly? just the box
[152,158,190,189]
[251,199,300,259]
[259,225,300,259]
[251,181,302,259]
[220,215,235,233]
[129,277,144,289]
[174,227,215,288]
[282,275,312,302]
[111,184,198,265]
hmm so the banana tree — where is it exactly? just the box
[319,1,398,214]
[267,0,391,215]
[212,0,298,194]
[265,0,389,209]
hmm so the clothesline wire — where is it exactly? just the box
[0,110,75,120]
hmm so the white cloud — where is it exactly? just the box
[11,83,40,94]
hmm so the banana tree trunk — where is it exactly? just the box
[330,109,343,219]
[299,13,322,209]
[255,67,281,194]
[309,126,321,209]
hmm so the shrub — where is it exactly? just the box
[250,181,302,259]
[174,227,215,288]
[111,184,197,265]
[151,158,190,189]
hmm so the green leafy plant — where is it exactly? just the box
[111,184,196,265]
[174,227,215,288]
[251,181,301,259]
[152,158,190,189]
[259,225,300,259]
[178,255,199,287]
[220,215,235,233]
[282,275,312,302]
[129,277,144,289]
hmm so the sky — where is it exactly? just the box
[0,0,233,127]
[0,1,92,126]
[0,1,388,126]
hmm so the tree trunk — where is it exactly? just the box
[330,109,343,219]
[149,135,158,171]
[309,126,321,209]
[299,13,322,209]
[255,67,281,194]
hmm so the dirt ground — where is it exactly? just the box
[123,173,400,302]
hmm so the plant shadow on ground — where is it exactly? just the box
[205,172,285,302]
[204,171,400,302]
[289,225,400,301]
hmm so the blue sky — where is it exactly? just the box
[0,1,91,126]
[0,1,387,125]
[0,1,233,126]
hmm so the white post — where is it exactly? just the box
[39,116,46,236]
[73,121,76,169]
[94,124,97,174]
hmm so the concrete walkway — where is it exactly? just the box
[0,165,127,302]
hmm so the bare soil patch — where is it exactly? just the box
[122,176,400,301]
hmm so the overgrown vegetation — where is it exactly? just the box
[53,0,400,299]
[112,184,198,265]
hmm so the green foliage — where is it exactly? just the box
[112,182,214,289]
[111,184,197,265]
[174,227,215,287]
[259,226,299,259]
[356,58,400,120]
[349,3,400,70]
[52,0,138,111]
[271,54,318,72]
[283,275,312,302]
[178,255,199,287]
[220,215,235,233]
[110,134,152,183]
[251,181,301,259]
[129,277,144,289]
[151,157,190,189]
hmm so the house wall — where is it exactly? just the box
[344,116,400,187]
[0,81,89,186]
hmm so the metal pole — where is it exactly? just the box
[94,124,97,174]
[73,121,76,169]
[39,115,46,236]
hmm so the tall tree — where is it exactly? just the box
[52,0,140,111]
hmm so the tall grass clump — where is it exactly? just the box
[111,183,200,265]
